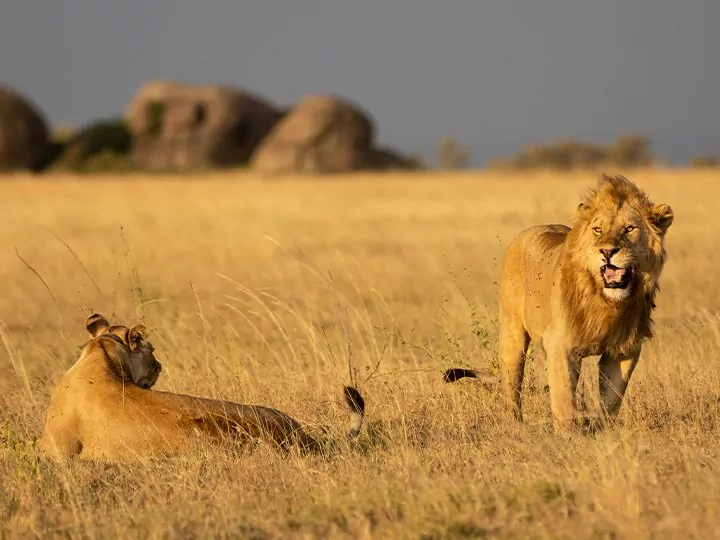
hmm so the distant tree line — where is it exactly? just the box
[485,134,654,170]
[433,134,719,171]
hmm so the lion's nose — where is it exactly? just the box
[599,247,619,262]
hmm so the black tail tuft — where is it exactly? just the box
[443,368,479,383]
[343,386,365,415]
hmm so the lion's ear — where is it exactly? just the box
[576,202,591,218]
[86,313,110,337]
[127,324,147,351]
[650,203,674,235]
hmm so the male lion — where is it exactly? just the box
[38,313,365,461]
[446,175,673,431]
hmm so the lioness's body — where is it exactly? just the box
[498,176,673,429]
[39,316,364,461]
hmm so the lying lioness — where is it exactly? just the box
[38,314,366,462]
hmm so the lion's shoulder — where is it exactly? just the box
[521,224,570,250]
[502,224,570,277]
[509,223,570,249]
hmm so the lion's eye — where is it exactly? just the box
[592,227,602,235]
[626,225,636,233]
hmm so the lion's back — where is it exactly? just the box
[499,224,570,340]
[501,224,569,286]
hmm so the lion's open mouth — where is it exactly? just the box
[601,265,632,289]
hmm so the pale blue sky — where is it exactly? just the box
[1,0,718,165]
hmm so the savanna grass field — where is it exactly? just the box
[1,169,719,539]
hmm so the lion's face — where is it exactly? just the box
[573,176,674,303]
[581,203,646,302]
[85,313,163,389]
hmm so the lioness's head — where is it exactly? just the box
[572,175,674,302]
[85,313,162,389]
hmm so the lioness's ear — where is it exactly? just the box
[650,203,674,235]
[86,313,110,337]
[127,324,147,351]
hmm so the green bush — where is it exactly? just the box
[51,118,133,172]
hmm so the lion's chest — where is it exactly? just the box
[567,311,644,359]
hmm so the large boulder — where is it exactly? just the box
[124,79,186,133]
[0,87,51,171]
[250,94,374,174]
[124,80,282,171]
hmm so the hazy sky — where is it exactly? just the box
[1,0,718,165]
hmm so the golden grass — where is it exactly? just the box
[1,169,718,539]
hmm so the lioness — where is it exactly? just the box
[446,175,673,431]
[38,314,366,461]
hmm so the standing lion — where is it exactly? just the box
[445,175,674,431]
[499,175,673,430]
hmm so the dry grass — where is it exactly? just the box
[1,168,718,539]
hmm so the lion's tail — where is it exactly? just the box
[442,367,497,388]
[342,385,366,440]
[442,368,481,383]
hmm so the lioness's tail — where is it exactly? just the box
[342,385,366,440]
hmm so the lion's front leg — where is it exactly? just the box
[545,339,581,431]
[598,348,641,423]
